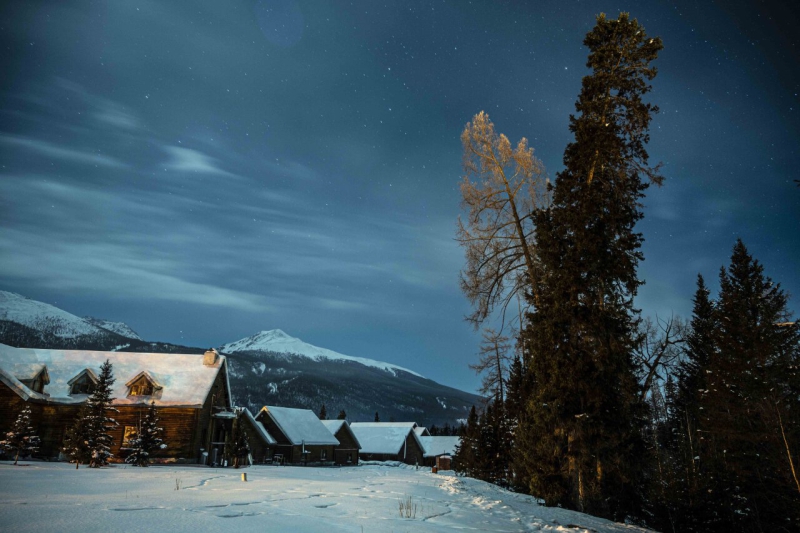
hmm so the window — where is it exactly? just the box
[321,449,327,461]
[70,375,95,395]
[129,382,154,396]
[126,373,159,397]
[123,426,138,446]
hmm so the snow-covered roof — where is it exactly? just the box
[349,424,420,455]
[350,422,418,429]
[0,343,227,408]
[321,420,362,450]
[243,408,277,445]
[258,406,339,446]
[414,427,431,437]
[7,363,49,382]
[419,436,461,458]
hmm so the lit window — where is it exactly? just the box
[123,426,138,446]
[129,382,154,396]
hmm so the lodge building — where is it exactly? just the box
[0,343,233,464]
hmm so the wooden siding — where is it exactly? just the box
[0,359,232,464]
[332,426,359,466]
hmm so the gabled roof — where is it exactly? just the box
[414,427,431,437]
[67,368,98,386]
[9,363,49,384]
[351,422,418,429]
[124,370,163,390]
[0,367,45,402]
[243,408,277,445]
[0,343,228,408]
[419,436,461,458]
[320,420,362,450]
[349,424,422,455]
[258,406,339,446]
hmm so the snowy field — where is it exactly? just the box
[0,461,653,533]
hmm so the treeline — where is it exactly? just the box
[453,12,799,532]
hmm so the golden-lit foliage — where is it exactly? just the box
[457,111,548,328]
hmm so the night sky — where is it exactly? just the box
[1,1,798,394]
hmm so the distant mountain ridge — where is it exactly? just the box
[84,316,142,341]
[221,329,421,377]
[0,290,480,426]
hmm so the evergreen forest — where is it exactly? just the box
[454,13,799,532]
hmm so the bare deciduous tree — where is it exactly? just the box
[634,314,686,400]
[469,328,512,401]
[457,111,549,329]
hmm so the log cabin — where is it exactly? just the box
[418,436,460,468]
[241,407,276,464]
[349,422,426,465]
[255,406,339,465]
[0,343,234,464]
[320,419,361,465]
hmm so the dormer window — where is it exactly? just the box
[130,380,154,396]
[125,371,162,398]
[17,364,50,394]
[68,369,98,395]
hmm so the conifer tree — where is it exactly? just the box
[1,405,40,465]
[374,411,380,422]
[520,13,663,520]
[319,404,327,420]
[86,359,118,467]
[666,274,717,529]
[123,402,166,467]
[691,240,800,531]
[62,404,92,469]
[453,405,479,476]
[337,409,346,420]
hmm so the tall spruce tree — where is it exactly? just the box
[656,275,719,531]
[520,13,663,520]
[694,240,800,531]
[86,359,118,468]
[319,404,327,420]
[0,405,40,465]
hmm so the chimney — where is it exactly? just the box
[203,348,219,366]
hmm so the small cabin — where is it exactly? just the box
[255,406,339,465]
[418,436,461,468]
[320,419,361,465]
[350,422,426,465]
[241,408,276,464]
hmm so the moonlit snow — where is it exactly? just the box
[0,462,653,532]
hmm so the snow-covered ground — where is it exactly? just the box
[0,461,653,533]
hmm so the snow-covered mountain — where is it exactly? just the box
[221,329,421,377]
[221,329,479,426]
[84,316,142,340]
[0,291,480,426]
[0,290,187,352]
[0,290,105,338]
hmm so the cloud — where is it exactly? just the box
[0,227,268,312]
[93,101,141,130]
[163,145,238,176]
[0,134,126,168]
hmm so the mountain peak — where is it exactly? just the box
[256,329,291,340]
[220,329,422,378]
